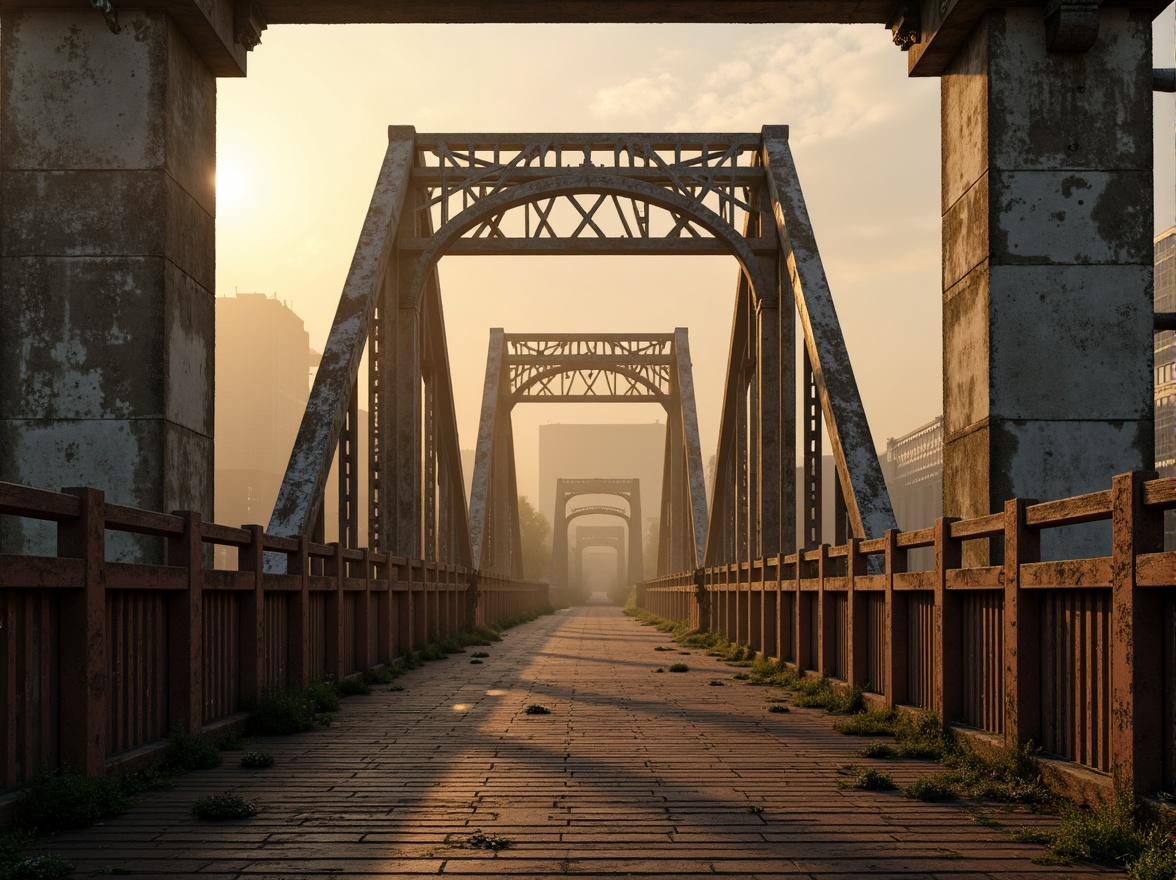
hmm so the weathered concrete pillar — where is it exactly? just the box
[941,8,1154,561]
[0,8,227,560]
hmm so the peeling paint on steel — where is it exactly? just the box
[674,328,710,566]
[468,328,504,570]
[762,133,897,540]
[268,133,415,544]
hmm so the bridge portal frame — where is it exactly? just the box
[0,2,1161,570]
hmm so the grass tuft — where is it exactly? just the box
[338,677,372,696]
[904,774,956,802]
[768,705,789,714]
[1036,783,1176,876]
[4,853,74,880]
[191,792,258,820]
[451,830,511,851]
[524,704,550,715]
[838,767,896,791]
[245,684,318,735]
[239,751,275,769]
[668,663,689,673]
[13,769,134,834]
[859,743,898,760]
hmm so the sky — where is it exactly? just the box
[216,12,1176,506]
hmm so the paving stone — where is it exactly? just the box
[26,605,1121,877]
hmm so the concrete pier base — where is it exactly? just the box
[941,8,1154,562]
[0,9,216,559]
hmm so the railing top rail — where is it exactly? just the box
[0,482,80,521]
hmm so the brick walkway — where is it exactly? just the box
[37,604,1117,878]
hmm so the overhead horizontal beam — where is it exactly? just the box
[398,237,778,256]
[413,167,764,184]
[246,4,895,25]
[506,354,673,366]
[513,394,666,403]
[506,333,674,343]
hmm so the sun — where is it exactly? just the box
[216,160,247,209]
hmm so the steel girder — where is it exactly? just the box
[269,125,893,583]
[550,479,643,592]
[469,331,706,578]
[572,525,628,593]
[269,127,472,569]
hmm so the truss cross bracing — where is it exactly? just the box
[268,126,895,582]
[470,334,705,581]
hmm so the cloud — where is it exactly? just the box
[666,25,912,143]
[590,72,679,118]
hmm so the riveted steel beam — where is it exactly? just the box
[269,128,415,543]
[761,129,897,541]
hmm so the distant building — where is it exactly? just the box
[1155,228,1176,546]
[882,416,944,533]
[215,293,311,541]
[1156,228,1175,476]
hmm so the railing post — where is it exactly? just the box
[376,554,395,663]
[166,510,204,735]
[1003,498,1040,745]
[794,551,810,671]
[817,545,834,676]
[239,524,267,703]
[325,543,346,682]
[356,549,372,670]
[57,487,107,775]
[934,517,962,723]
[883,529,908,709]
[1111,471,1164,792]
[846,537,868,688]
[289,536,312,686]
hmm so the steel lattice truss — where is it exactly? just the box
[269,125,897,582]
[505,333,674,402]
[404,135,771,256]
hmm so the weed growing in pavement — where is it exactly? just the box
[470,659,484,664]
[654,667,665,673]
[708,680,724,686]
[448,830,512,851]
[668,663,689,673]
[768,705,789,714]
[361,665,398,685]
[239,751,275,769]
[213,731,248,751]
[1,851,74,880]
[12,769,134,835]
[904,774,955,802]
[245,684,318,735]
[654,646,674,652]
[159,726,222,774]
[1015,783,1176,878]
[838,767,896,791]
[1,831,74,880]
[524,704,551,715]
[338,677,373,696]
[745,805,764,814]
[859,743,898,760]
[190,792,258,820]
[471,651,490,658]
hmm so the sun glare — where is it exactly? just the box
[216,161,247,209]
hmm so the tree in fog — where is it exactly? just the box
[518,495,551,580]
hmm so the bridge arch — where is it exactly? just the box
[407,174,774,312]
[510,365,668,404]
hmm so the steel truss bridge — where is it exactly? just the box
[268,127,897,582]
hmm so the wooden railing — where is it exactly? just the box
[0,483,548,793]
[638,471,1176,794]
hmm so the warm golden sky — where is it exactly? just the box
[216,15,1176,504]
